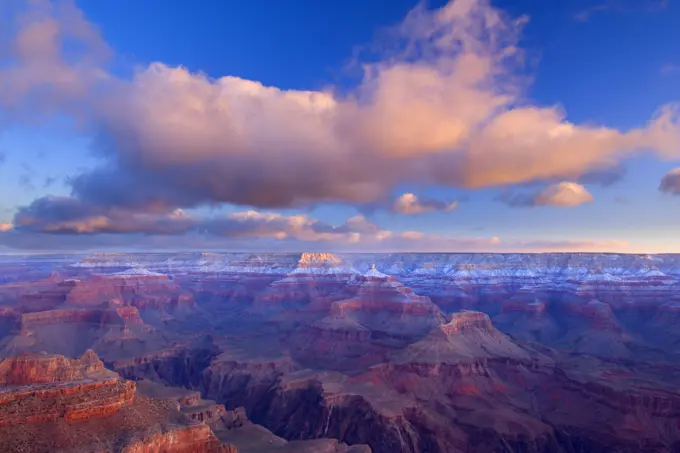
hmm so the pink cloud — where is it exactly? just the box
[2,0,678,214]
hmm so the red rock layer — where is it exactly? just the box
[121,423,236,453]
[440,311,494,335]
[65,275,195,311]
[0,378,136,425]
[0,349,104,385]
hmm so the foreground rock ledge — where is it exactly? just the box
[0,350,234,453]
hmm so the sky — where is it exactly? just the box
[0,0,679,253]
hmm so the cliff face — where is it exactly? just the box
[0,350,239,453]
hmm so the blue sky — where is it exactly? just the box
[0,0,679,252]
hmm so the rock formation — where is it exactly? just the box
[0,350,235,452]
[5,252,680,452]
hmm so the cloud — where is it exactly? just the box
[0,0,678,254]
[0,0,111,121]
[13,196,196,235]
[392,193,458,215]
[498,181,594,208]
[11,195,387,242]
[2,0,678,216]
[201,212,387,243]
[0,195,630,252]
[5,196,507,251]
[659,168,680,195]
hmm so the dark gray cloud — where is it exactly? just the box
[13,196,196,235]
[659,168,680,195]
[577,165,626,187]
[11,196,384,242]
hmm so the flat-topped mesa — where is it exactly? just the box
[298,252,342,266]
[440,311,495,336]
[285,253,359,278]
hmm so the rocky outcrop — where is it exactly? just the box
[0,349,106,384]
[0,350,134,426]
[1,306,165,360]
[120,422,237,453]
[0,377,136,425]
[0,350,237,452]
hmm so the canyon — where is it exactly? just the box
[2,252,680,452]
